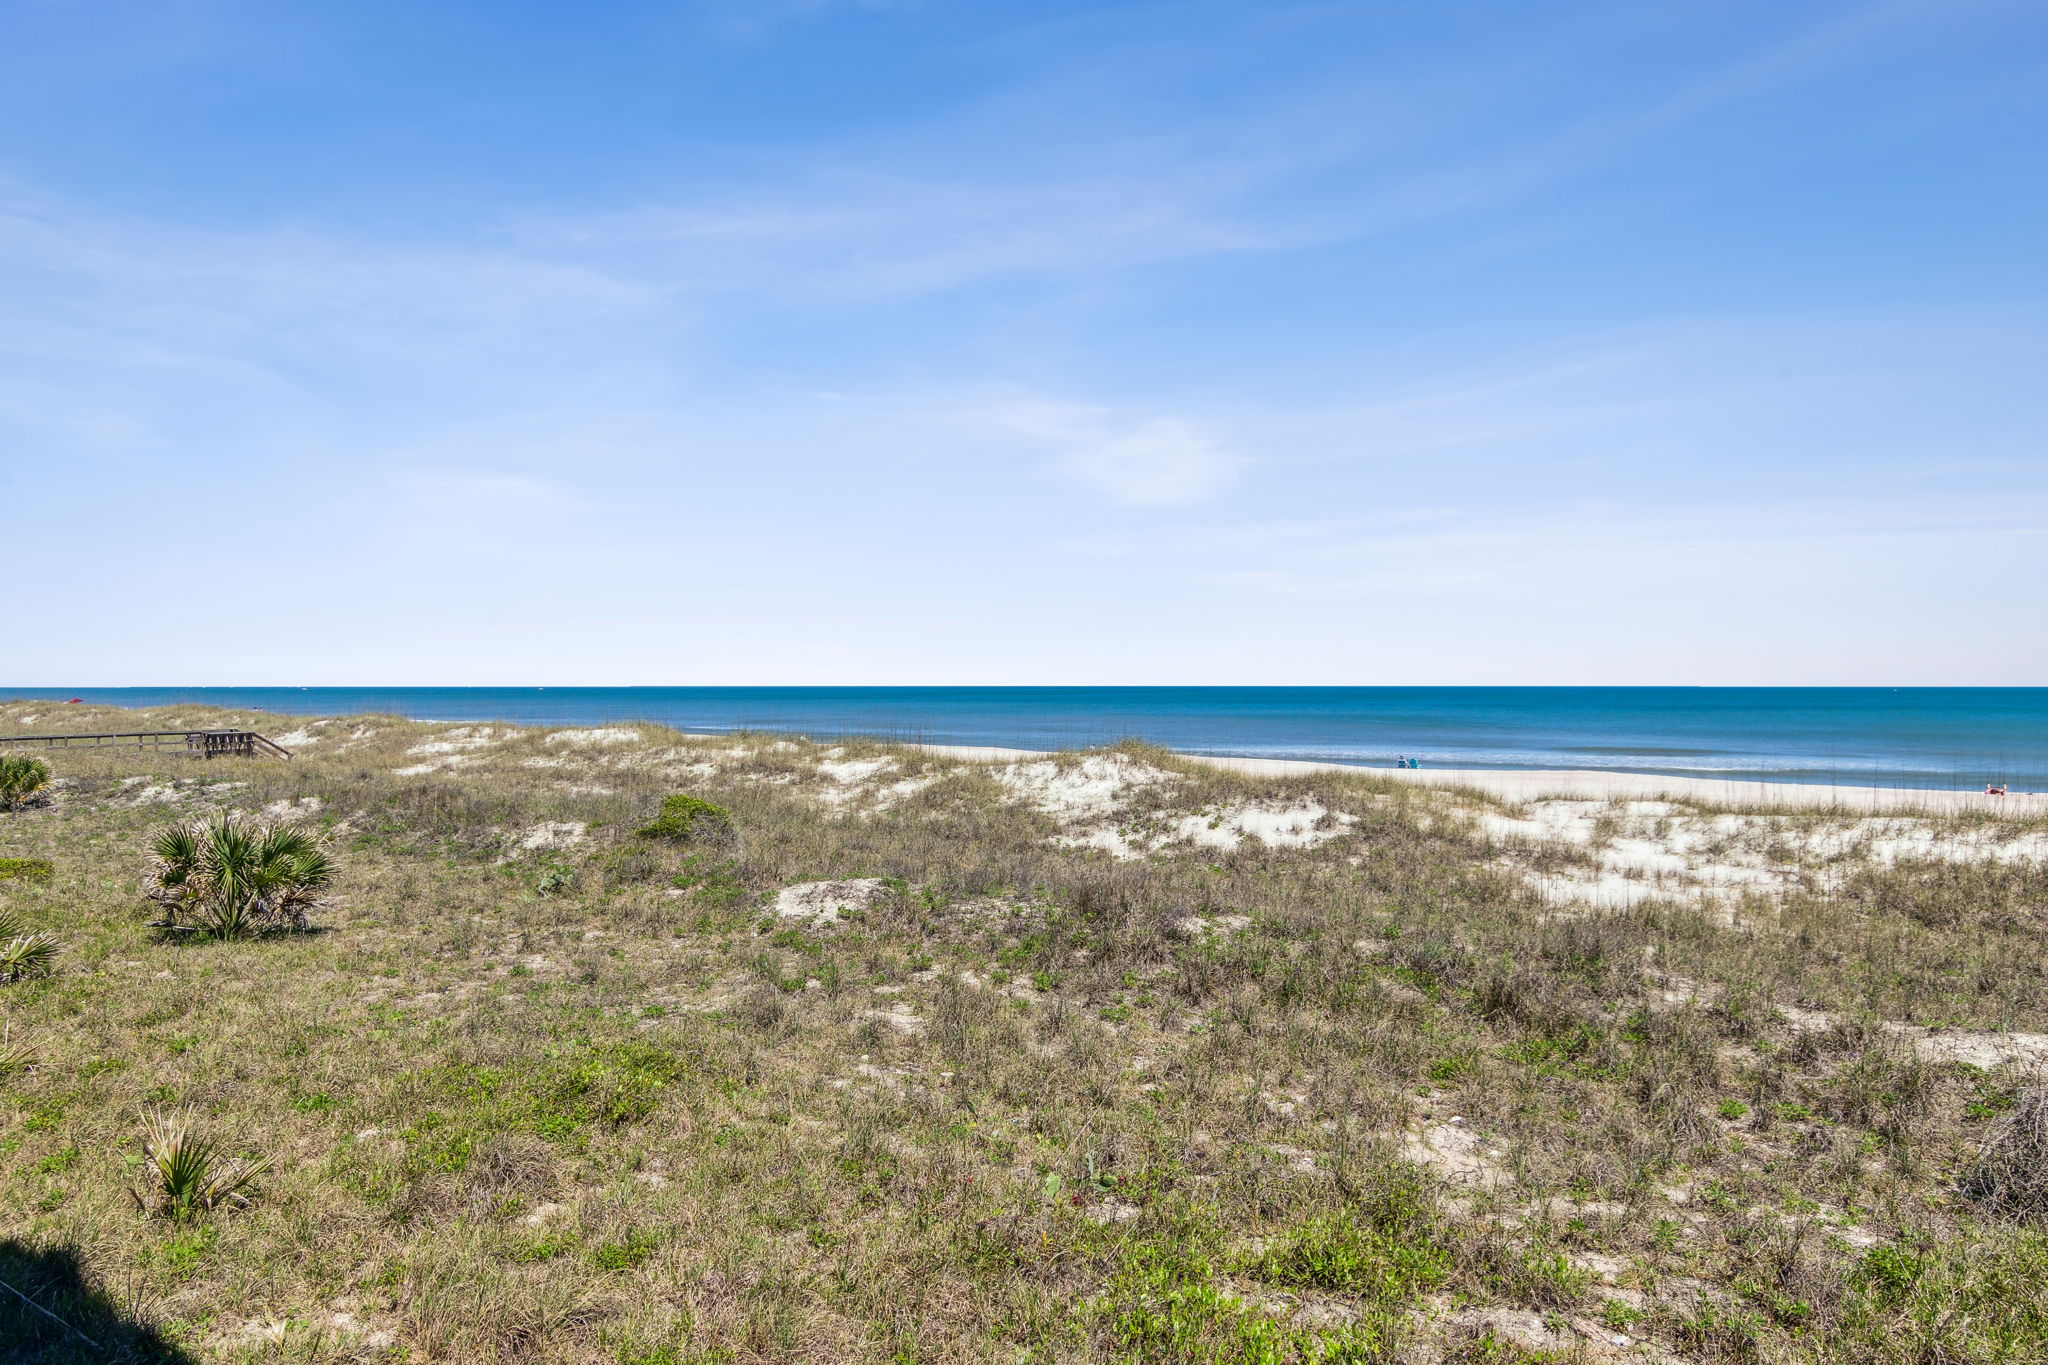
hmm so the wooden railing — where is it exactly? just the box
[0,730,292,759]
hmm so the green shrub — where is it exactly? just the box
[1253,1163,1453,1305]
[0,755,49,811]
[1105,1234,1399,1363]
[145,1224,218,1278]
[636,794,733,844]
[506,1232,579,1263]
[591,1229,662,1270]
[0,857,52,882]
[145,814,334,938]
[1254,1209,1452,1303]
[670,854,746,908]
[1835,1233,2048,1357]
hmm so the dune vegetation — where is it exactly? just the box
[1,700,2045,1364]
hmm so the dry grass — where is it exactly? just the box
[1965,1087,2048,1219]
[1,699,2047,1363]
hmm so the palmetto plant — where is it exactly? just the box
[0,907,60,981]
[146,814,334,938]
[130,1109,272,1219]
[0,754,50,810]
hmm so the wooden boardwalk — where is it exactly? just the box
[0,729,292,759]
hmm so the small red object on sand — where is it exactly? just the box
[67,698,82,704]
[1986,784,2008,796]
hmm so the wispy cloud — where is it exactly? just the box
[978,399,1241,505]
[521,164,1300,304]
[2,0,2042,683]
[493,0,1980,316]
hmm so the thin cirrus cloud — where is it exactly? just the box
[982,401,1241,505]
[1058,418,1239,506]
[0,181,642,359]
[520,166,1299,305]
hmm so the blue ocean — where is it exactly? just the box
[4,686,2045,792]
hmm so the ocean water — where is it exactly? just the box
[4,686,2044,792]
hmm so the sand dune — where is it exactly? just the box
[917,742,2044,813]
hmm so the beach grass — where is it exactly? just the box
[1,700,2045,1362]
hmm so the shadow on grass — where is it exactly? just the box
[0,1241,193,1363]
[148,923,335,945]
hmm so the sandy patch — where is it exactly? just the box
[813,757,936,813]
[1176,913,1252,940]
[1060,799,1353,858]
[1479,799,2046,914]
[819,758,896,784]
[1527,871,1685,912]
[519,821,588,852]
[260,797,324,822]
[1166,799,1354,851]
[1910,1028,2048,1070]
[871,776,938,808]
[546,727,640,747]
[995,754,1176,822]
[1190,754,2048,815]
[1806,817,2048,866]
[405,726,503,757]
[773,878,891,927]
[1773,1001,2048,1069]
[393,756,471,776]
[1083,1200,1144,1224]
[1053,827,1148,858]
[1401,1117,1512,1191]
[861,1004,926,1035]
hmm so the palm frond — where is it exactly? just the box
[132,1109,272,1218]
[149,824,199,881]
[0,1027,36,1078]
[0,755,50,809]
[0,932,60,981]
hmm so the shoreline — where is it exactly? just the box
[914,742,2048,813]
[5,698,2038,814]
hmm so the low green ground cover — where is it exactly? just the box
[0,701,2045,1363]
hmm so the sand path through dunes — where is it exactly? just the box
[914,744,2046,814]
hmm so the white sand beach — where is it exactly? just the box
[918,743,2046,814]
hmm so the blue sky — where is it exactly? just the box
[4,0,2044,684]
